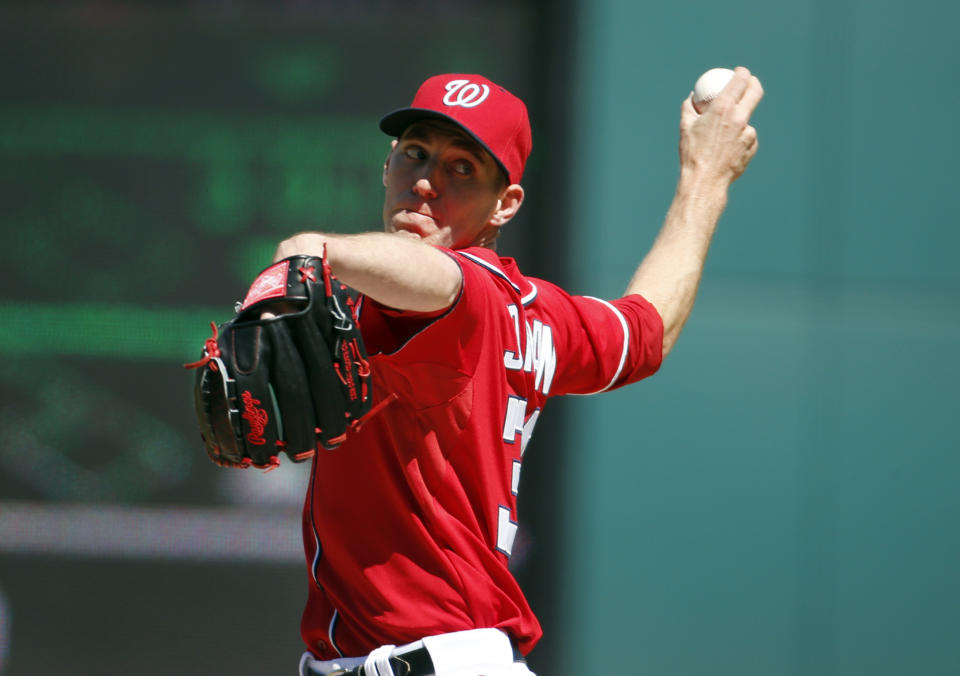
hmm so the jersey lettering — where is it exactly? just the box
[504,304,524,370]
[527,321,556,395]
[503,305,557,395]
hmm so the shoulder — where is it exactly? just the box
[356,247,525,356]
[448,247,538,306]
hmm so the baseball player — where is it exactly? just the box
[274,70,763,676]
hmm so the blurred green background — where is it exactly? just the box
[566,0,959,674]
[0,1,957,675]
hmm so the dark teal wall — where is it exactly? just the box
[564,1,958,674]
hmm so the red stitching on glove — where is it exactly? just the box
[273,441,313,463]
[298,265,318,283]
[321,244,334,298]
[349,340,371,377]
[183,322,221,370]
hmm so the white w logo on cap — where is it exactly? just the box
[442,79,490,108]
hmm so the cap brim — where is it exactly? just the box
[379,107,510,183]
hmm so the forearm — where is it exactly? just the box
[625,67,762,358]
[273,231,462,312]
[625,170,729,357]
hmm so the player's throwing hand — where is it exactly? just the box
[680,66,764,184]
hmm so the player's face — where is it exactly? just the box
[382,121,510,249]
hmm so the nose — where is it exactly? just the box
[411,159,441,199]
[412,177,437,200]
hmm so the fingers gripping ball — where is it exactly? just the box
[692,67,735,114]
[186,254,373,469]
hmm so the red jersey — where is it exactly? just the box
[300,246,663,659]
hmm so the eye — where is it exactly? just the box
[403,144,427,161]
[451,159,475,177]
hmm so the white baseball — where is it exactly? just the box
[692,67,735,113]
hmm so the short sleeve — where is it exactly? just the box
[535,285,664,397]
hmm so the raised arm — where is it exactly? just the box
[626,66,764,358]
[273,231,462,313]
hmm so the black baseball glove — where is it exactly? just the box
[185,254,372,469]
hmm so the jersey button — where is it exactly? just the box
[315,640,328,653]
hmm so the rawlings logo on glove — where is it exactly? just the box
[185,252,380,469]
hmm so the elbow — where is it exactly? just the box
[441,276,462,310]
[428,249,464,312]
[647,295,695,362]
[655,307,686,361]
[429,263,463,312]
[660,329,679,361]
[398,252,463,313]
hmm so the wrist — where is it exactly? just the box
[678,164,732,192]
[274,232,331,262]
[675,168,730,213]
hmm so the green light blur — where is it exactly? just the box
[0,106,382,162]
[0,302,232,360]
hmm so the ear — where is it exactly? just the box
[382,139,398,187]
[491,184,525,226]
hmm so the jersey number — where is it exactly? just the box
[497,396,540,556]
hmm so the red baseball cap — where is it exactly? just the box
[379,74,532,185]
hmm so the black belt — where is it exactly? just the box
[305,641,525,676]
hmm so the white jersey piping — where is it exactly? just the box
[580,296,630,394]
[455,251,520,291]
[328,609,344,657]
[520,281,538,306]
[457,251,538,306]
